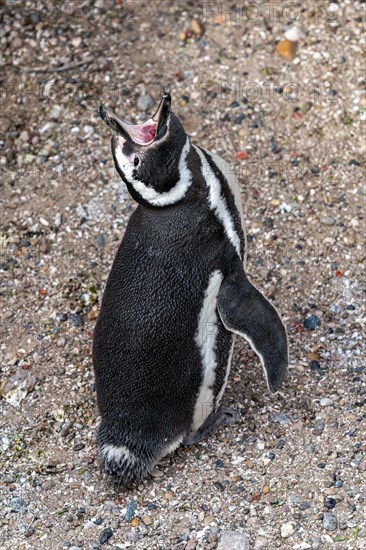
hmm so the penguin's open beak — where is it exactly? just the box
[98,89,171,146]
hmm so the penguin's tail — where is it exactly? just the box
[98,426,156,484]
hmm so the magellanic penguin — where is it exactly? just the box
[93,89,288,484]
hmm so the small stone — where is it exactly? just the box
[358,460,366,471]
[218,531,250,550]
[99,528,113,545]
[334,480,344,488]
[142,516,152,526]
[131,518,139,527]
[299,502,310,510]
[73,442,85,451]
[125,500,137,521]
[4,474,15,483]
[50,105,63,121]
[276,39,297,60]
[204,515,215,526]
[191,19,205,36]
[215,459,224,468]
[137,94,155,112]
[10,497,25,512]
[96,235,105,247]
[55,213,62,228]
[71,36,82,48]
[323,512,337,531]
[273,412,291,425]
[303,315,321,331]
[344,234,356,247]
[284,26,304,42]
[320,216,336,226]
[70,313,84,327]
[324,497,337,510]
[185,539,196,550]
[281,522,294,538]
[262,485,270,494]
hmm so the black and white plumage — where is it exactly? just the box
[93,90,288,484]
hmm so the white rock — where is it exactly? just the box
[281,522,295,538]
[284,26,304,42]
[218,531,250,550]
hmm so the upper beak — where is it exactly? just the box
[98,89,171,145]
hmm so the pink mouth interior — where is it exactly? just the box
[127,120,158,145]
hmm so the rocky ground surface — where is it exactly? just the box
[0,1,365,549]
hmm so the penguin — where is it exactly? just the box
[93,89,288,484]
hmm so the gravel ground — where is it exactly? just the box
[1,1,365,549]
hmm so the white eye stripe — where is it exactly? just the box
[114,137,193,206]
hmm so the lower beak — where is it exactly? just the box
[99,89,171,145]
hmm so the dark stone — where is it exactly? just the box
[324,497,337,510]
[303,315,321,330]
[70,312,84,327]
[57,313,68,322]
[215,459,224,468]
[99,527,113,545]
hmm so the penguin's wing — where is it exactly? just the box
[217,266,288,393]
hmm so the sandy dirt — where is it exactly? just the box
[0,1,365,549]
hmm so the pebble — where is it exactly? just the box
[324,497,337,510]
[142,516,152,526]
[320,216,336,226]
[99,528,113,545]
[137,94,155,112]
[124,500,137,521]
[273,412,291,425]
[284,26,304,42]
[10,496,25,512]
[191,19,205,37]
[276,39,297,60]
[303,315,321,330]
[50,105,63,121]
[281,522,295,538]
[70,313,84,327]
[218,531,250,550]
[323,512,337,531]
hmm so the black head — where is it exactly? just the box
[99,90,190,207]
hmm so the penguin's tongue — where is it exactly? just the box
[123,120,158,145]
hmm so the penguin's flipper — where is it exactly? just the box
[217,267,288,393]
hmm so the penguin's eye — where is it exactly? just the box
[133,155,140,167]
